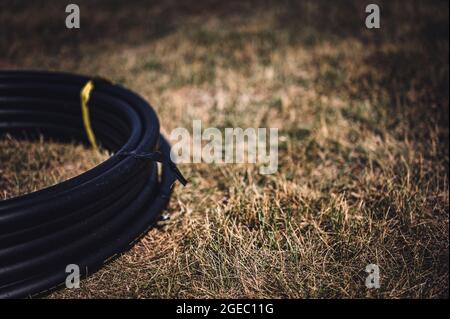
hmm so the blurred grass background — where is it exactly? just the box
[0,0,448,298]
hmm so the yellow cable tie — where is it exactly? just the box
[80,80,98,150]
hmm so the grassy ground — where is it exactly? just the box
[0,0,448,298]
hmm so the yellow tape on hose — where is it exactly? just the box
[80,80,98,150]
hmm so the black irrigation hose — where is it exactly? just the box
[0,71,186,299]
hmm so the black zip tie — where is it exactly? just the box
[117,150,188,186]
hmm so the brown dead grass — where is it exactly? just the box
[0,0,448,298]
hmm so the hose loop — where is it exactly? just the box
[0,70,185,299]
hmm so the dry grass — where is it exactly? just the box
[0,0,448,298]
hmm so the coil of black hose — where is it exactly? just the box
[0,71,185,299]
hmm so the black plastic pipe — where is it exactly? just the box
[0,71,185,299]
